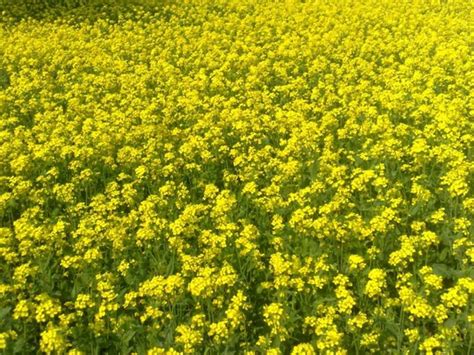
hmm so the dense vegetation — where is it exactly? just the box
[0,0,473,353]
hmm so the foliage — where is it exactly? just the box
[0,0,473,353]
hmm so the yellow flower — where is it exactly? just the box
[35,294,61,323]
[208,321,228,344]
[68,349,85,355]
[441,278,472,309]
[364,269,387,298]
[360,331,379,347]
[419,336,441,354]
[291,343,315,354]
[13,299,31,320]
[404,328,419,343]
[203,184,219,200]
[0,333,7,350]
[263,303,287,339]
[348,254,366,271]
[419,266,443,291]
[175,324,202,352]
[40,327,66,354]
[348,312,369,330]
[430,208,445,224]
[399,286,432,319]
[434,304,448,324]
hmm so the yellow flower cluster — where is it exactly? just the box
[364,269,387,298]
[0,0,472,353]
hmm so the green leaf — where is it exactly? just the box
[444,317,457,328]
[13,336,27,353]
[0,306,11,319]
[432,263,451,277]
[0,68,9,89]
[438,247,449,262]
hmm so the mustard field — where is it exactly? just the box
[0,0,473,353]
